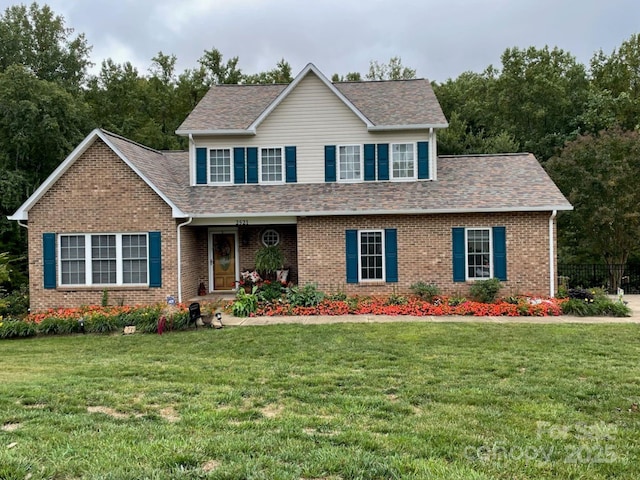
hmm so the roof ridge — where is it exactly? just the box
[439,152,531,158]
[99,128,163,155]
[334,78,429,85]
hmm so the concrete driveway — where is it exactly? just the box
[220,295,640,327]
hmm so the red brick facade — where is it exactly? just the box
[296,212,555,297]
[25,139,556,311]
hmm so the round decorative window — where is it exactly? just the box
[262,229,280,247]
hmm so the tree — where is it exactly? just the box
[546,128,640,290]
[331,72,362,82]
[198,48,242,85]
[0,2,91,90]
[366,56,416,80]
[243,59,293,84]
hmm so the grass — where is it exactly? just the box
[1,323,639,479]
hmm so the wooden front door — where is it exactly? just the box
[212,233,236,290]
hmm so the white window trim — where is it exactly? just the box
[337,144,364,183]
[464,227,493,281]
[258,146,285,184]
[58,233,149,287]
[208,147,234,185]
[357,229,386,282]
[261,229,280,247]
[390,142,418,181]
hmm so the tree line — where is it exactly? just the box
[1,2,639,292]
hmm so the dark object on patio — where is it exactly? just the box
[189,302,201,328]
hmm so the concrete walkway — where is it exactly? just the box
[220,295,640,327]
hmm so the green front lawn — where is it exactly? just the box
[1,323,639,479]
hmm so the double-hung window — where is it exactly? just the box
[260,147,284,183]
[391,143,416,180]
[338,145,362,181]
[209,148,232,183]
[466,228,492,280]
[59,233,149,286]
[358,230,385,281]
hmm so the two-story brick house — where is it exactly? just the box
[9,63,571,311]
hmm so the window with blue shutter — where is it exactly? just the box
[492,226,507,281]
[345,230,358,283]
[148,232,162,288]
[325,145,336,182]
[43,233,56,289]
[377,144,389,181]
[417,141,429,179]
[285,146,297,183]
[452,227,465,282]
[196,147,207,184]
[233,147,246,184]
[364,144,376,181]
[246,147,258,184]
[384,229,398,282]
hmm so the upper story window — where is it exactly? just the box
[59,233,148,286]
[338,145,362,181]
[260,147,284,183]
[209,149,232,183]
[466,228,492,280]
[391,143,416,180]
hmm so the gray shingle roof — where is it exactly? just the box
[176,67,447,133]
[109,134,571,217]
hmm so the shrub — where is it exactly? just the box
[567,288,595,302]
[0,286,29,318]
[0,319,37,339]
[447,295,467,306]
[385,291,408,306]
[232,286,259,317]
[469,278,502,303]
[561,296,631,317]
[257,281,284,303]
[286,283,325,308]
[409,282,440,302]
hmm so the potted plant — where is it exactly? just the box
[254,245,285,280]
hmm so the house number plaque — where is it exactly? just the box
[236,219,249,226]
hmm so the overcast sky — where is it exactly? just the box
[9,0,640,82]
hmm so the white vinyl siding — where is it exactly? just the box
[192,73,436,184]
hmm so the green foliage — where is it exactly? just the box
[561,297,631,317]
[385,291,408,306]
[256,281,284,303]
[285,283,325,308]
[101,289,109,307]
[409,281,441,302]
[0,318,36,338]
[254,245,285,276]
[366,56,416,80]
[469,278,502,303]
[0,285,29,317]
[231,286,258,317]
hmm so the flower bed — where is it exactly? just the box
[254,296,564,317]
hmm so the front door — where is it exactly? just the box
[212,233,236,290]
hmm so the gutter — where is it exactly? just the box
[549,210,557,297]
[177,217,193,303]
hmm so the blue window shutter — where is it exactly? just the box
[43,233,56,289]
[377,144,389,181]
[452,227,465,282]
[325,145,336,182]
[346,230,358,283]
[196,148,207,184]
[384,229,398,282]
[247,147,258,183]
[233,147,246,184]
[285,146,297,183]
[417,141,429,179]
[149,232,162,288]
[493,226,507,281]
[364,144,376,181]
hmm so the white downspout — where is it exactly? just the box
[18,221,28,229]
[177,217,193,304]
[549,210,557,297]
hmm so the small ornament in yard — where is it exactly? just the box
[123,326,136,335]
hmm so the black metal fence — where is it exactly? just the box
[558,264,640,294]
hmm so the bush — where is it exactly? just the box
[469,278,502,303]
[409,282,440,302]
[0,319,37,339]
[385,291,408,306]
[567,288,595,301]
[561,296,631,317]
[232,287,259,317]
[0,286,29,318]
[286,283,325,307]
[257,281,284,303]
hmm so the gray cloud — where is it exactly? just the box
[34,0,640,82]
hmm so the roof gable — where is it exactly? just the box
[176,63,448,135]
[8,129,186,221]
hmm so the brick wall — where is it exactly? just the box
[27,139,179,311]
[238,225,298,283]
[179,226,208,300]
[297,212,554,297]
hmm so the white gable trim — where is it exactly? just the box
[248,63,373,131]
[8,129,186,221]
